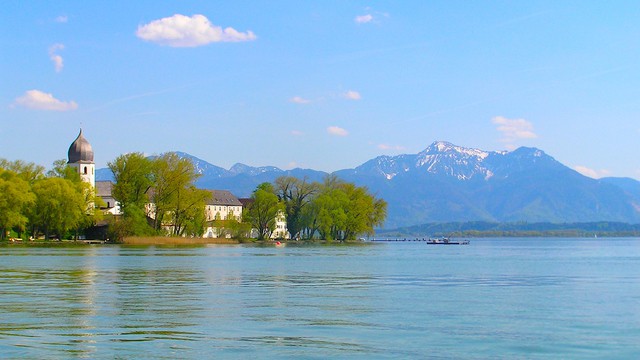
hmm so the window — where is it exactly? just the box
[83,166,88,174]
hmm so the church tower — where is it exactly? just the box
[67,129,95,188]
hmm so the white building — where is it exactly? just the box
[67,129,122,215]
[272,210,289,239]
[205,190,243,221]
[203,190,243,238]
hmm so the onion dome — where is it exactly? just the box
[67,129,94,163]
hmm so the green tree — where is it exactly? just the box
[150,152,203,234]
[47,159,102,238]
[312,178,349,240]
[0,170,35,240]
[47,159,80,181]
[108,153,154,237]
[170,185,210,236]
[0,159,45,184]
[274,176,318,239]
[338,182,387,240]
[108,153,153,209]
[245,182,284,240]
[30,177,85,239]
[306,176,387,241]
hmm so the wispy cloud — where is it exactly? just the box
[289,96,311,104]
[290,130,304,136]
[55,15,68,23]
[355,14,373,24]
[574,166,611,179]
[492,116,537,149]
[85,84,194,112]
[13,90,78,111]
[49,43,64,72]
[343,90,362,100]
[136,14,256,47]
[327,126,349,137]
[354,8,389,25]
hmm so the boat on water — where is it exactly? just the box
[427,237,470,245]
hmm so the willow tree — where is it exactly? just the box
[274,176,318,240]
[307,176,387,241]
[170,184,210,236]
[30,177,85,239]
[0,159,45,184]
[0,169,35,240]
[150,152,205,235]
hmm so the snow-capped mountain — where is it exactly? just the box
[228,163,282,177]
[338,141,556,182]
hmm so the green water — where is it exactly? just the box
[1,239,639,359]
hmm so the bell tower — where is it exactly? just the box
[67,129,95,188]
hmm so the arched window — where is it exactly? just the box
[84,166,88,174]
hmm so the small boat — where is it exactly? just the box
[427,237,469,245]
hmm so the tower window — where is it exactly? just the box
[84,166,88,174]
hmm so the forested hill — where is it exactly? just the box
[96,142,640,228]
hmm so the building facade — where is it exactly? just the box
[203,190,244,238]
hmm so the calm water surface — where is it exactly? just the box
[1,238,639,359]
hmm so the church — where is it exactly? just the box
[66,130,288,239]
[67,129,95,188]
[67,129,120,215]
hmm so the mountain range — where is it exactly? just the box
[96,142,640,229]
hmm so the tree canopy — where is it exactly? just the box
[244,182,284,240]
[0,158,97,240]
[108,152,209,239]
[268,175,386,241]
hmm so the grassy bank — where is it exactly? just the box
[121,237,241,245]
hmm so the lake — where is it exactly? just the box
[1,238,639,359]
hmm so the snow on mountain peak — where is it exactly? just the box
[426,141,489,159]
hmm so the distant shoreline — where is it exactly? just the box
[377,221,640,238]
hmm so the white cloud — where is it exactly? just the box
[574,166,611,179]
[289,96,311,104]
[13,90,78,111]
[378,143,405,151]
[49,43,64,72]
[55,15,68,23]
[327,126,349,137]
[492,116,537,145]
[290,130,304,136]
[343,90,362,100]
[355,14,373,24]
[136,14,256,47]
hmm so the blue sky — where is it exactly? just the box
[2,1,639,179]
